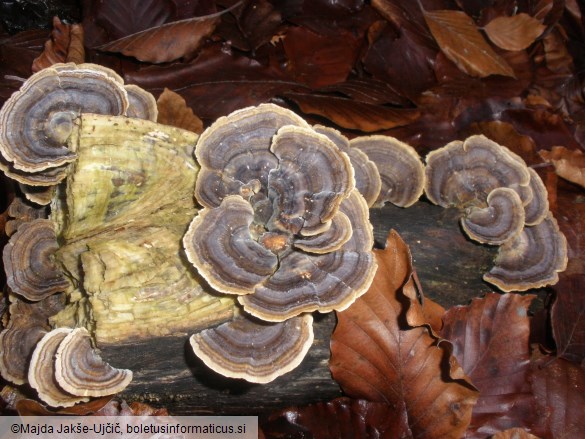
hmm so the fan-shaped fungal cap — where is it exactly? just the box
[0,325,47,385]
[484,213,568,291]
[194,103,310,208]
[425,135,531,208]
[0,63,128,176]
[190,313,314,384]
[5,196,48,236]
[267,125,355,235]
[3,219,70,301]
[125,84,158,121]
[183,195,278,295]
[350,135,425,208]
[28,328,90,407]
[239,190,377,322]
[313,125,382,207]
[55,327,132,397]
[461,187,525,245]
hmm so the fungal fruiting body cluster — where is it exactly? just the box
[182,104,380,383]
[425,135,567,291]
[0,63,568,409]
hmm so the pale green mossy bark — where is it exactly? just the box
[50,114,236,345]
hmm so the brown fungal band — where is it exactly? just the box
[0,63,128,178]
[351,135,425,208]
[28,328,90,407]
[190,313,314,384]
[55,327,132,397]
[3,219,70,301]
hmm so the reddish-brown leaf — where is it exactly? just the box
[282,26,361,88]
[330,230,478,439]
[157,88,204,134]
[423,9,516,78]
[441,293,537,437]
[32,18,85,73]
[97,11,225,63]
[539,146,585,189]
[551,274,585,363]
[362,20,437,98]
[529,355,585,438]
[483,13,546,51]
[262,397,404,439]
[285,92,420,132]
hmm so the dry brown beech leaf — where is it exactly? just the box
[157,88,203,134]
[97,8,229,63]
[284,92,420,132]
[483,13,546,51]
[423,9,516,78]
[402,274,445,335]
[330,230,478,439]
[529,354,585,438]
[551,274,585,363]
[440,293,537,437]
[32,17,70,73]
[539,146,585,188]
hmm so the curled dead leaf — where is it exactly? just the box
[423,9,516,78]
[97,9,228,63]
[285,92,420,132]
[539,146,585,188]
[156,88,203,134]
[483,13,546,51]
[32,17,85,73]
[330,230,478,438]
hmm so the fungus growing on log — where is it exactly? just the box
[184,105,376,325]
[3,219,70,301]
[185,104,377,381]
[190,314,314,384]
[28,328,90,407]
[350,135,425,208]
[424,135,567,291]
[313,125,382,207]
[461,187,525,245]
[125,84,158,121]
[0,294,64,385]
[5,196,48,237]
[0,63,128,185]
[485,213,568,291]
[54,328,132,397]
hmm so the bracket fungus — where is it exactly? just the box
[0,63,242,406]
[312,125,382,207]
[3,219,70,301]
[184,104,377,382]
[190,314,314,384]
[0,63,128,186]
[350,135,425,208]
[28,328,90,407]
[424,135,567,291]
[54,328,133,398]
